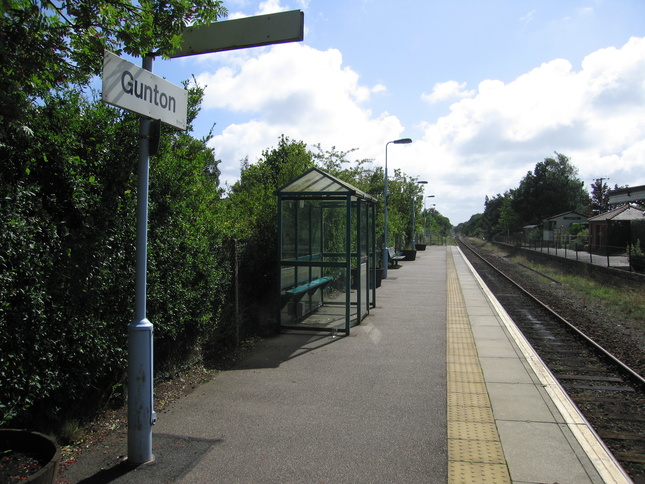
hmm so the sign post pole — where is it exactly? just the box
[128,54,157,466]
[101,9,305,466]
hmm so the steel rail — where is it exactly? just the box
[457,237,645,389]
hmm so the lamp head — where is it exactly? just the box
[392,138,412,144]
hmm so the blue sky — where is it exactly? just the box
[147,0,645,225]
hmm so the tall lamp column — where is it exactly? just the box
[411,181,427,248]
[424,195,435,244]
[383,138,412,279]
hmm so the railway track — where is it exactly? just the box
[456,237,645,482]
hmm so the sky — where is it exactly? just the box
[148,0,645,225]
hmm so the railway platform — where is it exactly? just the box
[61,246,632,483]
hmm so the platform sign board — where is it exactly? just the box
[102,51,188,130]
[170,10,304,58]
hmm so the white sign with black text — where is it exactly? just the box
[102,51,188,130]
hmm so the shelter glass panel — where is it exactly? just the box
[276,168,378,335]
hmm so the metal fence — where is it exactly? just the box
[493,235,643,272]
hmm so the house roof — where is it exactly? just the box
[588,204,645,222]
[543,211,588,222]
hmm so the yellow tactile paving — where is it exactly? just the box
[447,420,500,442]
[448,380,488,395]
[447,392,490,407]
[449,439,506,463]
[446,249,512,484]
[449,461,512,484]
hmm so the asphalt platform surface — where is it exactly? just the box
[60,247,448,483]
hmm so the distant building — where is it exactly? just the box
[588,204,645,253]
[542,211,588,241]
[522,224,539,241]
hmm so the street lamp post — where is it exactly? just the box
[411,181,427,248]
[383,138,412,279]
[424,195,435,244]
[428,201,436,245]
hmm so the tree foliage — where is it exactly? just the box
[454,213,486,239]
[0,78,235,427]
[224,136,315,333]
[511,153,590,225]
[472,152,592,239]
[590,178,610,214]
[1,0,227,120]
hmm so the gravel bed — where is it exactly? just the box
[465,240,645,379]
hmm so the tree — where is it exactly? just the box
[425,207,452,242]
[0,0,227,121]
[455,213,486,239]
[590,178,610,214]
[511,152,591,224]
[0,80,226,427]
[482,193,506,239]
[226,136,315,330]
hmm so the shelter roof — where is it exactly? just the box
[275,167,378,203]
[588,204,645,222]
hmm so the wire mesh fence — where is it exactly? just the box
[493,234,645,273]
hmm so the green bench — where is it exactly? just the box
[285,276,332,302]
[280,275,333,309]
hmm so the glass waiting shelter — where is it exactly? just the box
[276,168,378,335]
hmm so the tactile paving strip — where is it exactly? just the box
[446,250,511,484]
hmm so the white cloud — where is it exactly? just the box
[195,43,404,185]
[257,0,284,14]
[520,9,537,23]
[194,35,645,224]
[421,81,475,104]
[410,36,645,223]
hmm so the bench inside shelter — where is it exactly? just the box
[280,259,333,318]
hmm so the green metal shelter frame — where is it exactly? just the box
[276,168,378,335]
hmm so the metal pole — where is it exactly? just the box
[423,198,427,245]
[411,196,416,248]
[382,143,390,279]
[381,138,412,278]
[128,53,156,466]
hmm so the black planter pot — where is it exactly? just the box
[373,268,383,288]
[402,249,417,261]
[352,268,384,288]
[0,429,60,484]
[415,244,427,251]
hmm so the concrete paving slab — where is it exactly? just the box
[496,420,602,484]
[485,382,558,422]
[478,356,535,384]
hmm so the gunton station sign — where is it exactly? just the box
[102,51,188,130]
